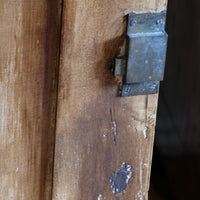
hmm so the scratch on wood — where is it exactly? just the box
[139,152,142,190]
[139,150,143,200]
[109,108,117,145]
[145,95,148,125]
[132,116,144,124]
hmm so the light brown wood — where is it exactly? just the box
[53,0,167,200]
[0,1,62,199]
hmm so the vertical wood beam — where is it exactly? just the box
[0,1,62,199]
[53,0,167,199]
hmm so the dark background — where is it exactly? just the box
[149,0,200,199]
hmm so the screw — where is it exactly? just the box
[130,19,137,27]
[156,19,162,24]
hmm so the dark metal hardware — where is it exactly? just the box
[114,11,168,96]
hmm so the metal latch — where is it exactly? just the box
[114,11,168,96]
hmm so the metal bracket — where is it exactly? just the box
[114,11,168,96]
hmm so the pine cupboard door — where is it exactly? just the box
[52,0,168,200]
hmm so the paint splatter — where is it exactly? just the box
[110,163,133,196]
[143,127,148,139]
[97,194,102,200]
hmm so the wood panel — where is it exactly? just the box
[0,1,62,199]
[52,0,167,199]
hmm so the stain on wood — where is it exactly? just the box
[0,1,62,199]
[52,0,167,200]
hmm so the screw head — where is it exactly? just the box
[156,19,163,24]
[130,19,137,27]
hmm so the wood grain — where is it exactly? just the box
[0,1,62,199]
[52,0,167,199]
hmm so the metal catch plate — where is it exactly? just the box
[122,81,159,96]
[126,12,168,84]
[114,11,168,96]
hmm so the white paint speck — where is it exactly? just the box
[98,194,102,200]
[16,167,19,172]
[137,191,143,200]
[143,127,148,139]
[103,132,107,138]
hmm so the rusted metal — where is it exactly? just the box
[114,11,168,96]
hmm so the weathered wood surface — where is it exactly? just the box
[0,1,61,199]
[53,0,167,199]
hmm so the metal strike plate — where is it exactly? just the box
[114,11,168,96]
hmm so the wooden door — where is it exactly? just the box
[0,0,167,199]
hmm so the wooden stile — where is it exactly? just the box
[52,0,167,199]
